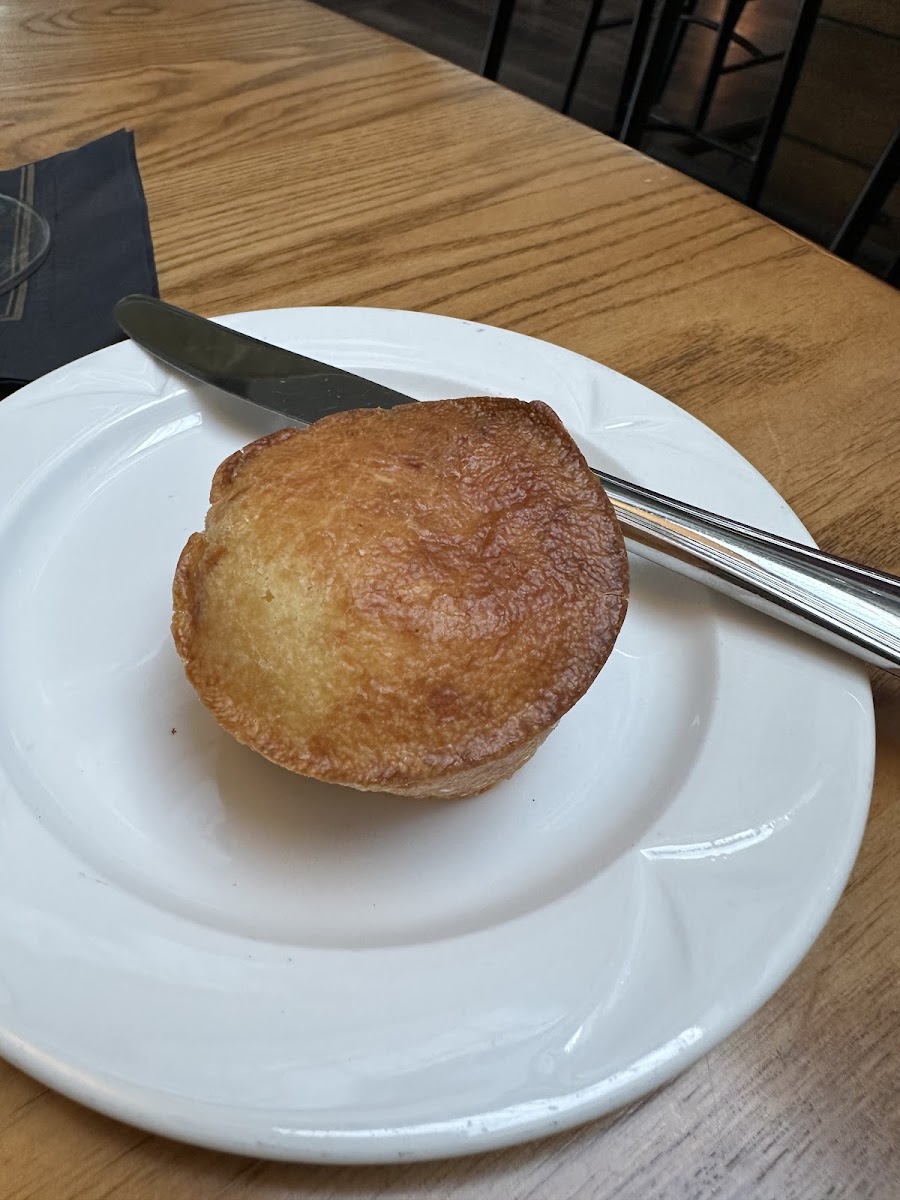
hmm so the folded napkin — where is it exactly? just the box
[0,129,158,399]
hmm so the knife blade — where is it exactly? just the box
[114,293,900,673]
[115,294,413,423]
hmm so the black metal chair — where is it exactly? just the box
[480,0,656,137]
[480,0,699,139]
[673,0,786,134]
[561,0,662,130]
[483,0,691,136]
[620,0,823,207]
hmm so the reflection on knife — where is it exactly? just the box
[114,294,900,674]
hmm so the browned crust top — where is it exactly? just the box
[172,397,629,788]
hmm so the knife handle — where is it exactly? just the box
[595,469,900,674]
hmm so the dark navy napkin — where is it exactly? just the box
[0,129,158,399]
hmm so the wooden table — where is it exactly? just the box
[2,2,898,1197]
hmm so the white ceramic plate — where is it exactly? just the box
[0,307,874,1163]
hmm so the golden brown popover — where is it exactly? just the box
[172,397,628,798]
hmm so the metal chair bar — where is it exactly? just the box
[745,0,823,206]
[619,0,684,146]
[481,0,517,80]
[562,0,609,114]
[831,125,900,260]
[720,52,784,73]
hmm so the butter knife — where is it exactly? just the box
[115,294,900,674]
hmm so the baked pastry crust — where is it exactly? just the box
[172,397,629,798]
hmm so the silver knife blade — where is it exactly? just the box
[114,294,415,424]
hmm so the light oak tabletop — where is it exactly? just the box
[1,2,899,1197]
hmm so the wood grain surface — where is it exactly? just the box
[1,2,899,1198]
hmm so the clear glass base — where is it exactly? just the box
[0,193,51,296]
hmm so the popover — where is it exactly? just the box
[172,396,628,798]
